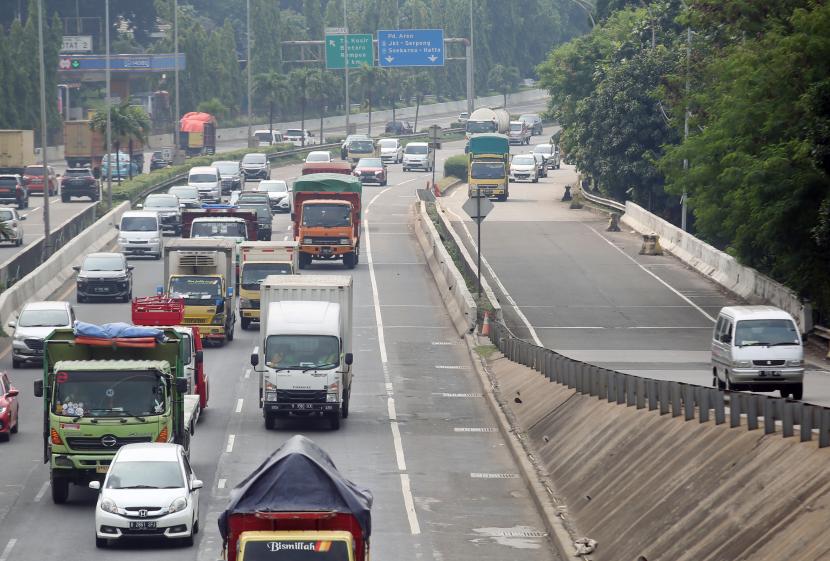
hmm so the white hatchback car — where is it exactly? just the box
[90,443,202,548]
[0,207,25,246]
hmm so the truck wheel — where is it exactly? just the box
[298,253,311,269]
[341,388,350,419]
[227,325,234,342]
[343,252,357,269]
[329,412,341,430]
[61,194,69,203]
[51,477,69,504]
[241,317,251,330]
[265,412,276,430]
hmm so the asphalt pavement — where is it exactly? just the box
[0,137,560,560]
[440,130,830,407]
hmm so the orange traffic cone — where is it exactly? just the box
[481,311,491,336]
[432,180,440,198]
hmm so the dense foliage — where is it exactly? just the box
[538,0,830,316]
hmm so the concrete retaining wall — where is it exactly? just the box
[0,202,129,325]
[622,202,812,332]
[487,353,830,561]
[413,201,476,336]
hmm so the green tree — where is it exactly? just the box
[197,98,229,120]
[253,71,290,141]
[90,102,150,187]
[251,0,282,75]
[352,64,384,136]
[288,68,317,145]
[486,64,520,108]
[303,0,324,39]
[403,71,435,132]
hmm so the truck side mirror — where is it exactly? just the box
[195,350,203,363]
[33,380,43,398]
[135,203,143,209]
[345,353,353,366]
[114,224,120,230]
[250,347,259,367]
[7,319,15,328]
[176,378,188,393]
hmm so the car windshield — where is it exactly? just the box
[65,169,91,177]
[405,145,428,154]
[306,152,330,162]
[238,194,270,205]
[512,156,535,165]
[533,145,553,155]
[735,319,800,347]
[0,209,14,221]
[23,166,45,175]
[520,114,538,123]
[467,121,496,133]
[350,141,373,152]
[265,334,340,370]
[0,178,18,186]
[18,308,69,327]
[240,539,350,561]
[106,460,184,490]
[189,173,217,183]
[258,181,287,193]
[52,370,166,418]
[191,221,247,238]
[243,154,266,164]
[169,276,222,301]
[358,158,382,167]
[241,263,292,290]
[144,196,178,208]
[286,129,303,137]
[169,187,198,199]
[302,204,351,227]
[471,162,505,179]
[254,132,276,141]
[82,255,123,271]
[213,163,239,175]
[378,139,398,148]
[510,123,523,131]
[238,204,271,220]
[120,217,158,231]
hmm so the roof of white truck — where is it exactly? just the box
[266,301,341,337]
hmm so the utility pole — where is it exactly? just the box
[468,0,474,114]
[37,0,50,254]
[682,25,691,231]
[246,0,253,147]
[105,0,113,209]
[174,0,181,163]
[343,0,350,134]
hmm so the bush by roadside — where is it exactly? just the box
[444,154,468,182]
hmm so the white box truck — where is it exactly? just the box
[250,275,353,430]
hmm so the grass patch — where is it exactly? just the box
[474,344,497,359]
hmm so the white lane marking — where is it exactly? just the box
[443,204,544,346]
[585,225,716,323]
[235,398,244,413]
[435,365,465,370]
[432,341,453,345]
[283,235,288,240]
[365,186,420,535]
[33,480,49,502]
[454,427,497,433]
[435,392,483,397]
[218,479,227,489]
[244,368,251,379]
[470,472,520,479]
[535,326,712,329]
[0,539,16,561]
[226,434,235,453]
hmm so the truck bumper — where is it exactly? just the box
[51,453,113,481]
[264,402,340,413]
[300,245,352,258]
[241,308,260,319]
[186,324,226,339]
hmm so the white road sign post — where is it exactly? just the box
[462,194,494,298]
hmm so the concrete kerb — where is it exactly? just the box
[0,202,129,325]
[412,201,476,336]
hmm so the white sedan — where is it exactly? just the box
[90,443,202,548]
[509,154,539,183]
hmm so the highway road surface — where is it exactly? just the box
[0,136,560,560]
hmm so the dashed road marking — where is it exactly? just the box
[454,427,497,433]
[226,434,235,453]
[432,341,453,346]
[235,398,244,413]
[435,392,482,398]
[244,368,251,379]
[218,479,226,489]
[470,472,520,479]
[435,365,465,370]
[33,481,49,502]
[0,539,17,561]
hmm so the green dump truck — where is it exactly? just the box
[467,133,510,201]
[34,326,193,504]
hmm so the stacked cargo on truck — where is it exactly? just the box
[63,121,144,175]
[179,112,217,156]
[465,107,510,139]
[0,130,35,175]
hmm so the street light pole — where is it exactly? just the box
[37,0,50,254]
[682,25,691,231]
[105,0,112,209]
[468,0,474,113]
[174,0,180,161]
[246,0,253,147]
[343,0,350,134]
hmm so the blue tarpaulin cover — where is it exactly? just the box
[73,321,164,342]
[218,435,373,541]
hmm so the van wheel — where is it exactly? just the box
[786,384,804,401]
[329,412,341,430]
[341,388,350,418]
[241,317,251,330]
[265,412,276,430]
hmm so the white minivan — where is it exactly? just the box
[711,306,804,399]
[117,211,163,260]
[188,166,221,202]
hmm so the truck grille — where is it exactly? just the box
[66,435,152,451]
[306,237,341,245]
[24,338,43,350]
[276,389,326,403]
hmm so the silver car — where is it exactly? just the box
[255,180,290,213]
[139,193,182,235]
[9,301,74,368]
[0,207,25,246]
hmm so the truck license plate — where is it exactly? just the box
[291,403,315,410]
[94,287,109,293]
[95,465,109,474]
[129,521,157,530]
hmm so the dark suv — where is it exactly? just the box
[74,252,133,303]
[149,151,172,171]
[0,175,29,209]
[385,120,414,135]
[61,168,99,202]
[238,200,273,241]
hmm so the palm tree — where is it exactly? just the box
[90,102,150,183]
[403,71,435,132]
[307,68,338,143]
[353,64,384,136]
[487,64,520,109]
[288,68,316,146]
[252,71,289,144]
[384,69,405,125]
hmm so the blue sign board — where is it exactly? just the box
[377,29,444,68]
[58,53,186,73]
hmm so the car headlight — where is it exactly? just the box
[303,237,313,244]
[787,359,804,367]
[100,498,119,514]
[118,237,127,244]
[340,238,350,245]
[13,334,27,342]
[265,391,277,402]
[167,497,188,514]
[734,360,752,368]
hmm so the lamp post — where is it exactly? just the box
[343,0,350,134]
[681,25,691,231]
[246,0,253,147]
[174,0,181,163]
[468,0,474,113]
[105,0,112,209]
[37,0,50,252]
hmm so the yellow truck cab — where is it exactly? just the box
[346,139,375,166]
[238,241,299,330]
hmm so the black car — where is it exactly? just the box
[74,252,133,303]
[237,201,273,241]
[60,168,99,202]
[385,120,414,135]
[149,151,171,171]
[0,175,29,209]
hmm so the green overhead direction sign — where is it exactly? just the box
[325,34,373,69]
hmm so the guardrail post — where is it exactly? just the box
[659,380,670,415]
[607,372,617,402]
[617,374,628,405]
[714,390,725,425]
[730,393,741,428]
[782,401,794,437]
[747,396,759,431]
[671,383,682,417]
[820,410,830,448]
[699,388,710,423]
[684,385,695,421]
[647,379,658,411]
[635,378,646,409]
[763,398,776,434]
[589,366,600,397]
[801,404,813,442]
[626,376,636,407]
[597,369,608,400]
[568,361,578,389]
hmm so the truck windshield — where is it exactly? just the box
[169,276,222,302]
[349,141,374,152]
[52,370,166,418]
[265,335,340,370]
[466,121,496,134]
[302,204,351,228]
[240,539,350,561]
[241,263,292,290]
[191,221,247,238]
[189,173,217,183]
[471,162,505,179]
[106,460,184,490]
[405,145,428,154]
[735,319,800,347]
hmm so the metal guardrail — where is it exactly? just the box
[490,319,830,448]
[580,187,626,212]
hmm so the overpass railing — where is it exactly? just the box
[490,320,830,448]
